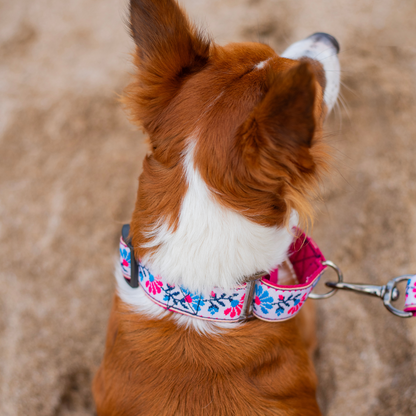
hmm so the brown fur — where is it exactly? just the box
[94,296,320,416]
[94,0,331,414]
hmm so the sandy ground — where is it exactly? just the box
[1,0,416,415]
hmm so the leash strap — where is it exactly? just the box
[404,276,416,316]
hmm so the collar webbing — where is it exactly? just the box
[119,225,326,322]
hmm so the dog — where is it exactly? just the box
[93,0,340,414]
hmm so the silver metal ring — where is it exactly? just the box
[309,260,343,300]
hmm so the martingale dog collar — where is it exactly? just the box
[119,224,326,322]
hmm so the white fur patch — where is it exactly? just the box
[117,140,298,333]
[281,35,340,113]
[141,141,299,294]
[255,59,270,70]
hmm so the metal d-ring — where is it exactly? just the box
[309,260,343,300]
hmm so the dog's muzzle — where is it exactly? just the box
[282,32,341,113]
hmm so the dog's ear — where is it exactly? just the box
[237,61,318,174]
[130,0,210,73]
[126,0,210,132]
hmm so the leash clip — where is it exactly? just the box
[325,273,414,318]
[310,259,414,318]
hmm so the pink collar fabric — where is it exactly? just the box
[252,232,326,321]
[120,228,327,322]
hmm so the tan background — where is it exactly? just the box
[1,0,416,414]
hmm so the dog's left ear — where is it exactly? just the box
[126,0,210,132]
[130,0,210,72]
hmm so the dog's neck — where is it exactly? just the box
[140,142,298,294]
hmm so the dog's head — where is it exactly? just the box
[124,0,340,263]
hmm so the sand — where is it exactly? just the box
[1,0,415,415]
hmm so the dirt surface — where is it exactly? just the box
[1,0,416,415]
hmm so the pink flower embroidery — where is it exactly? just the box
[184,295,193,303]
[224,294,245,318]
[146,276,163,295]
[288,292,308,315]
[288,304,300,315]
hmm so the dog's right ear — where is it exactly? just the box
[236,61,319,176]
[126,0,210,132]
[230,61,325,226]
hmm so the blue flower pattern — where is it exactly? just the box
[254,285,274,314]
[253,283,310,318]
[179,287,205,313]
[139,263,150,282]
[120,248,130,262]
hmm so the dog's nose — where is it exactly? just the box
[307,32,340,54]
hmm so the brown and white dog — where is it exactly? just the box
[93,0,340,414]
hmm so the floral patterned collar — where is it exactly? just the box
[119,225,327,322]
